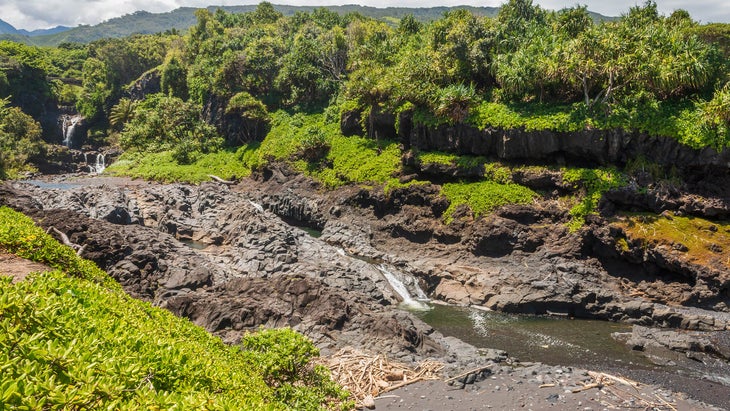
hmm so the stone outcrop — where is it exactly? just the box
[407,123,730,172]
[0,181,486,364]
[126,68,161,101]
[236,167,730,331]
[345,109,730,173]
[588,220,730,312]
[619,325,730,361]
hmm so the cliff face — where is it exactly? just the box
[341,109,730,172]
[407,123,729,171]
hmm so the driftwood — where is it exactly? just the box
[208,174,236,185]
[571,382,602,393]
[316,347,443,408]
[48,227,86,256]
[575,371,678,410]
[443,364,492,383]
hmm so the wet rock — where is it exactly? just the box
[623,325,730,360]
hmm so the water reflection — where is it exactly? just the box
[415,304,649,368]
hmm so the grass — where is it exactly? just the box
[440,180,537,224]
[0,206,351,409]
[107,147,254,183]
[311,134,402,189]
[562,167,627,231]
[613,213,730,269]
[469,102,585,133]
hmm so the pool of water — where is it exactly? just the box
[179,239,209,250]
[414,304,651,369]
[300,226,323,238]
[19,179,82,191]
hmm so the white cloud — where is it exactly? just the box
[0,0,728,31]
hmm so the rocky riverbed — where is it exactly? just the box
[2,169,729,409]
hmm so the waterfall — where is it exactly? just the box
[89,154,106,174]
[61,114,82,148]
[376,264,431,311]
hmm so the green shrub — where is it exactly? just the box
[562,167,627,231]
[0,207,112,287]
[0,206,351,410]
[242,328,349,409]
[440,180,537,224]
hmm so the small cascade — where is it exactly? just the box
[94,153,106,174]
[84,153,106,174]
[376,264,431,311]
[61,114,82,148]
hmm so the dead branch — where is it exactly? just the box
[208,175,236,185]
[49,227,85,256]
[443,365,492,383]
[572,382,603,393]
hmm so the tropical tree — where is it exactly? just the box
[120,94,221,163]
[0,98,44,178]
[108,98,136,130]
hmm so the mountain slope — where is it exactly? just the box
[27,4,613,46]
[0,19,18,35]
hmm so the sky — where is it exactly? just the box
[1,0,728,31]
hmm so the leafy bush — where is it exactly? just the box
[562,167,627,230]
[440,180,537,224]
[0,100,45,179]
[0,206,351,409]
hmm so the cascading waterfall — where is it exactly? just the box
[90,154,106,174]
[376,264,431,311]
[61,114,82,148]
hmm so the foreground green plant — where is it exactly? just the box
[0,207,111,286]
[0,206,351,409]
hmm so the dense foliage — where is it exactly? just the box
[0,98,44,179]
[3,1,730,223]
[0,206,350,409]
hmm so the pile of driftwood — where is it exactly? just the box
[571,371,679,411]
[317,347,444,408]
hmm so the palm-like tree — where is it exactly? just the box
[109,98,136,130]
